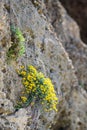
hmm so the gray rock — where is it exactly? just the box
[0,0,87,130]
[45,0,87,91]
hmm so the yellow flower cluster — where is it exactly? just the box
[16,65,58,111]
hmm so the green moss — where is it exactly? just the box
[6,25,25,62]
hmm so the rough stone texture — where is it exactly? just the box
[60,0,87,44]
[53,89,87,130]
[45,0,87,91]
[0,0,87,130]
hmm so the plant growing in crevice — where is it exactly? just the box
[6,25,25,61]
[16,65,58,112]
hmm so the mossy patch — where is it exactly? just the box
[6,25,25,62]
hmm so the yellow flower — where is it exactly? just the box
[23,81,29,86]
[28,65,37,74]
[20,65,25,69]
[27,75,33,81]
[16,65,58,112]
[21,96,27,103]
[20,70,26,76]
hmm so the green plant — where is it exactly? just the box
[16,65,58,112]
[7,26,25,61]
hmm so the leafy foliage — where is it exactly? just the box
[7,25,25,61]
[16,65,58,112]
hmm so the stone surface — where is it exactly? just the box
[6,109,29,130]
[0,117,18,130]
[45,0,87,91]
[0,0,87,130]
[59,0,87,44]
[54,89,87,130]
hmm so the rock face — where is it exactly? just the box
[45,0,87,91]
[0,0,87,130]
[60,0,87,44]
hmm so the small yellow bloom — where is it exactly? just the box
[20,71,26,76]
[21,96,27,102]
[28,65,37,74]
[20,65,25,69]
[23,81,29,86]
[27,75,33,81]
